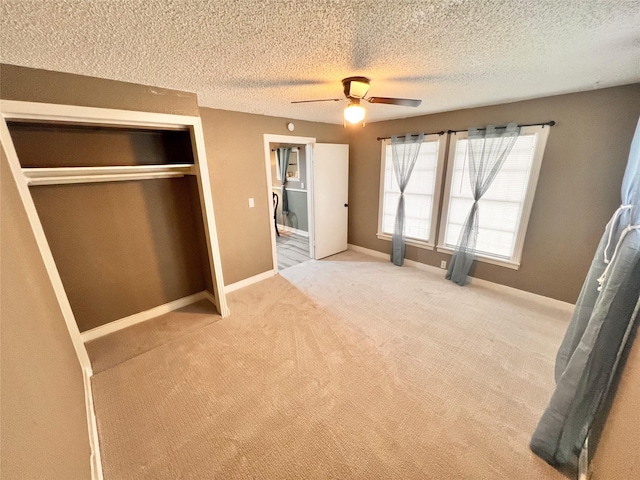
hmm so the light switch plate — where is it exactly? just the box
[248,198,255,208]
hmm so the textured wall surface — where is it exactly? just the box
[0,146,92,479]
[1,1,639,124]
[347,84,640,304]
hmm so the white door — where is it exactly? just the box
[313,143,349,259]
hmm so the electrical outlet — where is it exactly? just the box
[440,261,447,269]
[248,198,255,208]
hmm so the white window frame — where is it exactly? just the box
[376,134,447,250]
[436,125,550,269]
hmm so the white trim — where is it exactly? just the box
[204,290,217,305]
[306,144,316,260]
[83,367,103,480]
[436,245,520,270]
[277,224,309,237]
[23,164,194,185]
[81,291,209,342]
[347,244,574,313]
[2,107,101,479]
[25,171,186,186]
[263,134,316,272]
[224,269,276,293]
[1,100,201,129]
[348,243,389,260]
[190,119,229,317]
[377,134,447,247]
[272,185,307,193]
[0,117,92,370]
[437,126,551,269]
[376,232,434,250]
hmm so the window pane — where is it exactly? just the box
[381,140,439,241]
[443,133,539,260]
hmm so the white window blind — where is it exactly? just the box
[380,139,441,243]
[440,130,544,262]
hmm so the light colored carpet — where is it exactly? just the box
[91,250,571,479]
[86,299,220,374]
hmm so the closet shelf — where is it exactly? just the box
[22,164,195,186]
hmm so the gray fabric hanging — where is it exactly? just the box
[276,147,291,215]
[530,116,640,466]
[446,123,520,285]
[390,133,424,266]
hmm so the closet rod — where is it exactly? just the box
[26,172,187,186]
[23,163,195,186]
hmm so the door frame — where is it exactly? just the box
[263,134,316,273]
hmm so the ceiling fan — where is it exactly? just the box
[291,76,422,125]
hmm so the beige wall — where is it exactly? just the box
[348,84,640,304]
[1,147,92,479]
[0,63,199,116]
[31,178,208,332]
[199,108,347,285]
[591,334,640,479]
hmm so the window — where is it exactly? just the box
[377,134,446,248]
[437,125,550,268]
[275,147,299,181]
[286,148,299,180]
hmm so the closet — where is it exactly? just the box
[0,101,228,371]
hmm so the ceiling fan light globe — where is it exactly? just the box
[344,104,366,124]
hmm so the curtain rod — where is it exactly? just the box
[376,130,445,141]
[376,121,555,141]
[447,120,555,134]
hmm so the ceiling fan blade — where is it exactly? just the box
[291,98,343,104]
[365,97,422,107]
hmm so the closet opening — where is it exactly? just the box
[5,116,227,340]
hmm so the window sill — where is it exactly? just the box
[376,233,435,251]
[436,246,521,270]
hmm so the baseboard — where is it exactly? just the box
[347,244,575,313]
[80,291,210,342]
[276,224,309,237]
[348,243,389,260]
[225,269,276,293]
[204,290,216,305]
[83,367,103,480]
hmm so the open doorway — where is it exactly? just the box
[263,134,316,273]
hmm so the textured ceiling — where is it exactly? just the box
[1,0,639,124]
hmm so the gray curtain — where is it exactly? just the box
[446,123,520,285]
[530,116,640,466]
[276,147,291,215]
[390,133,424,266]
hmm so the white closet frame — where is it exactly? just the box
[0,100,229,480]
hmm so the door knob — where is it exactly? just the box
[344,203,349,207]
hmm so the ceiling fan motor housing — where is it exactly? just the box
[342,76,371,99]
